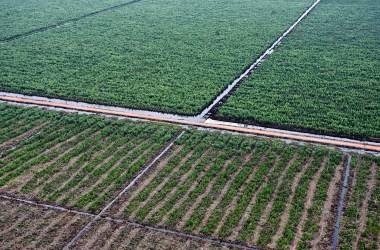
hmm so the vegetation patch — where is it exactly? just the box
[216,0,380,139]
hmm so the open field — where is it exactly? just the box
[2,0,380,248]
[0,103,379,249]
[0,198,90,249]
[0,0,135,40]
[0,0,314,115]
[0,103,180,213]
[215,0,380,140]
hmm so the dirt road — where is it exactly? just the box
[1,95,379,153]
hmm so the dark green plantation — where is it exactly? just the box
[0,0,313,115]
[0,0,133,40]
[216,0,380,139]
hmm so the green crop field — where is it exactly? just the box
[215,0,380,139]
[0,0,314,115]
[104,129,379,249]
[0,103,379,249]
[0,0,134,40]
[0,103,180,213]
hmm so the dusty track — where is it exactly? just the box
[1,96,380,153]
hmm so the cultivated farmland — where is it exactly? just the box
[0,103,379,249]
[69,219,237,250]
[0,0,315,115]
[0,199,90,249]
[0,103,180,213]
[1,0,380,248]
[0,0,135,40]
[104,128,379,249]
[215,0,380,139]
[338,156,379,249]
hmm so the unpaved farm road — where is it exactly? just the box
[1,95,380,153]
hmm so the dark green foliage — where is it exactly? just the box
[0,0,313,115]
[217,0,380,139]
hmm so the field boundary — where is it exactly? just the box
[1,96,380,154]
[0,0,142,43]
[0,193,258,250]
[199,0,321,118]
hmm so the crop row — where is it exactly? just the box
[104,129,355,249]
[0,197,233,249]
[0,0,315,115]
[338,155,379,249]
[1,103,379,249]
[216,0,380,139]
[0,198,90,249]
[69,218,233,249]
[0,105,55,147]
[0,103,180,213]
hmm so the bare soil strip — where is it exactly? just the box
[352,162,377,249]
[49,216,85,248]
[121,225,141,247]
[290,155,328,249]
[12,212,66,248]
[82,220,112,249]
[0,198,90,249]
[2,96,379,152]
[100,225,124,249]
[26,211,65,248]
